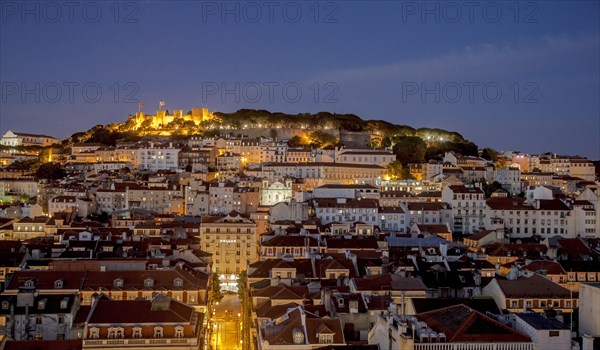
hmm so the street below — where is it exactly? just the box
[211,294,242,350]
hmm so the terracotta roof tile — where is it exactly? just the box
[416,304,530,343]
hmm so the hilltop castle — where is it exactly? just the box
[133,107,214,129]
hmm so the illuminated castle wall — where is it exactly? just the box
[134,107,214,129]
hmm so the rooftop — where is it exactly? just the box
[515,313,568,330]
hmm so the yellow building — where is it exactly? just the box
[199,212,258,278]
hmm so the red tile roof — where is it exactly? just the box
[416,304,530,343]
[325,236,379,250]
[495,275,571,298]
[88,296,194,324]
[4,340,82,350]
[352,274,426,292]
[524,260,566,275]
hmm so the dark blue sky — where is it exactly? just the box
[1,1,599,158]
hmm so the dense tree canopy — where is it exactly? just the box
[309,131,338,149]
[288,135,304,147]
[35,162,66,180]
[392,136,427,164]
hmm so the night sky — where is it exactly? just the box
[1,1,599,158]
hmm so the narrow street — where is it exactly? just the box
[210,294,242,350]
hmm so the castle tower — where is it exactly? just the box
[201,107,210,121]
[156,110,166,127]
[135,112,146,129]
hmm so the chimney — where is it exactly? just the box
[582,334,594,350]
[507,265,520,280]
[349,299,358,314]
[439,243,448,258]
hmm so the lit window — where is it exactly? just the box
[319,333,334,344]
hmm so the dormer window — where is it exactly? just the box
[89,327,99,339]
[2,301,9,309]
[54,279,64,289]
[318,333,334,344]
[113,278,124,288]
[173,278,183,287]
[153,326,163,338]
[38,299,47,310]
[293,329,305,344]
[108,327,124,339]
[337,298,344,307]
[60,298,68,309]
[144,278,154,288]
[132,327,142,338]
[174,326,184,338]
[24,280,35,288]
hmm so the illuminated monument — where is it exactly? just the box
[133,107,214,129]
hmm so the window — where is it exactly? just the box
[114,278,124,287]
[89,328,100,339]
[54,280,63,289]
[549,331,560,337]
[144,278,154,288]
[293,330,305,344]
[173,278,183,287]
[108,327,124,339]
[132,327,142,338]
[319,333,334,344]
[174,326,184,338]
[154,327,163,338]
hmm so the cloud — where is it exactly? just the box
[313,31,599,83]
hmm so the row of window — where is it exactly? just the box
[203,229,253,234]
[323,216,377,223]
[90,326,185,339]
[319,208,378,214]
[453,194,484,200]
[508,227,563,235]
[508,299,572,308]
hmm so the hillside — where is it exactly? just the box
[65,108,481,164]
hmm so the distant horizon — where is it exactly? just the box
[1,106,598,161]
